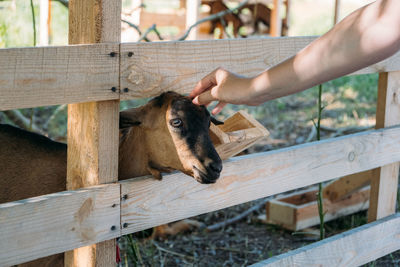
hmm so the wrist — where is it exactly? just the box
[248,71,273,104]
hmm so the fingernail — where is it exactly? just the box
[192,96,199,105]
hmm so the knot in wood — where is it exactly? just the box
[348,151,356,162]
[394,90,400,105]
[128,65,144,85]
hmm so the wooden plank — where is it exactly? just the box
[40,0,49,45]
[368,71,400,222]
[250,213,400,267]
[284,0,290,35]
[67,106,120,265]
[0,184,120,267]
[120,126,400,234]
[323,72,400,204]
[333,0,341,24]
[216,131,264,160]
[1,37,400,108]
[267,200,296,227]
[68,1,121,44]
[119,37,400,99]
[66,0,121,266]
[267,186,370,231]
[0,44,119,111]
[186,0,200,40]
[270,0,282,37]
[323,170,372,201]
[211,111,270,160]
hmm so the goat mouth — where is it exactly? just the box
[193,165,219,184]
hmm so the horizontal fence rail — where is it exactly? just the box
[251,213,400,267]
[0,184,120,266]
[0,44,119,111]
[1,126,400,265]
[120,125,400,233]
[120,37,400,99]
[1,37,400,110]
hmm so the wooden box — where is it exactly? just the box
[266,186,370,231]
[209,110,270,160]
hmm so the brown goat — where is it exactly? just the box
[0,91,222,266]
[243,3,288,36]
[204,0,244,39]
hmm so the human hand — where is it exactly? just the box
[189,68,260,114]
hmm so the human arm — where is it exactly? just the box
[190,0,400,114]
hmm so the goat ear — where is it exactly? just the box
[211,117,224,125]
[119,111,142,129]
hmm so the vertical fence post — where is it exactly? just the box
[333,0,341,25]
[66,0,121,266]
[284,0,290,36]
[39,0,49,45]
[368,71,400,222]
[270,0,282,37]
[185,0,200,40]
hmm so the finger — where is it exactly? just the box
[194,96,211,107]
[212,102,227,115]
[193,89,216,106]
[189,69,218,98]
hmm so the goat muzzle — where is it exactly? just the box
[193,159,222,184]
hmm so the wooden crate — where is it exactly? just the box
[266,186,370,231]
[209,110,270,160]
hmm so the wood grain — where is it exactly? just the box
[119,37,400,99]
[0,44,119,111]
[1,37,400,108]
[251,213,400,267]
[323,170,372,201]
[267,186,370,231]
[1,125,399,264]
[368,71,400,222]
[68,0,121,44]
[66,0,121,266]
[120,126,400,234]
[0,184,120,267]
[211,111,270,160]
[67,101,120,187]
[266,200,295,227]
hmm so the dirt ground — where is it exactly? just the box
[119,206,400,266]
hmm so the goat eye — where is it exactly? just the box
[170,118,183,128]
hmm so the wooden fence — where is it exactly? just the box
[0,0,399,266]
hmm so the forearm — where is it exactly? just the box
[252,0,400,102]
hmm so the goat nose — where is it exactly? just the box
[209,161,222,173]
